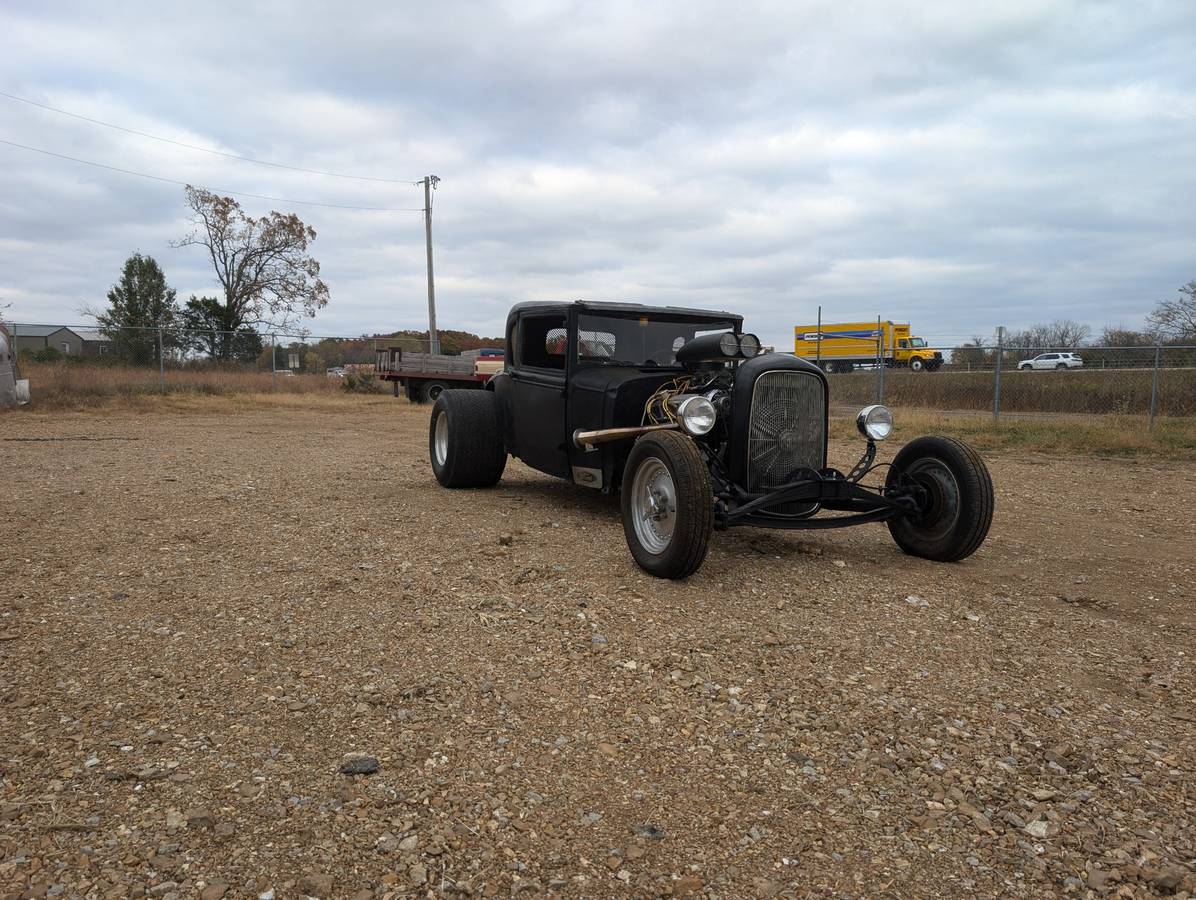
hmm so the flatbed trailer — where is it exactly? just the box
[375,348,502,402]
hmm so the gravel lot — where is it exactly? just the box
[2,398,1194,899]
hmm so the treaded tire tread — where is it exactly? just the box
[886,435,993,562]
[429,392,507,488]
[620,431,714,579]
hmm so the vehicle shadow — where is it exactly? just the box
[497,476,839,561]
[495,477,622,518]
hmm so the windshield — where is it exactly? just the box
[577,313,739,367]
[909,337,927,348]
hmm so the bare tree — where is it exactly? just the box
[173,186,330,332]
[1146,281,1196,341]
[1041,319,1091,348]
[1005,319,1090,350]
[951,336,989,369]
[1099,325,1151,347]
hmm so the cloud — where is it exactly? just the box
[1,0,1194,350]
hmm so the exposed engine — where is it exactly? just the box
[642,368,733,432]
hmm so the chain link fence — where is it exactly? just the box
[5,321,1194,426]
[3,323,437,400]
[821,344,1195,427]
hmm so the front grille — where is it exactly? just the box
[747,371,825,493]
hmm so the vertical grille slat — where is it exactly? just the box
[747,371,825,492]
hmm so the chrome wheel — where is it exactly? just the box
[433,411,448,466]
[631,457,676,554]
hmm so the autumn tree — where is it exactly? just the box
[95,253,179,365]
[1147,281,1196,341]
[173,186,330,333]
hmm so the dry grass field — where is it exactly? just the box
[1,395,1193,898]
[14,362,347,409]
[13,361,1196,460]
[829,367,1196,417]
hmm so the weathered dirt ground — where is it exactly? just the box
[2,398,1194,899]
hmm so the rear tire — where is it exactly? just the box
[429,392,506,488]
[419,381,449,403]
[1055,363,1066,370]
[886,436,993,562]
[620,431,713,579]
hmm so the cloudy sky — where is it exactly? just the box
[2,0,1193,349]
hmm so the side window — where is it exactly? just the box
[899,339,909,348]
[518,315,568,370]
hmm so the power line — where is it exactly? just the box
[0,90,420,185]
[0,138,425,212]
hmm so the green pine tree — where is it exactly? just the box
[96,254,179,365]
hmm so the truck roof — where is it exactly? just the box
[508,300,742,325]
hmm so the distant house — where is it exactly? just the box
[73,328,114,356]
[8,325,113,357]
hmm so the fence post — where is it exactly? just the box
[271,333,277,391]
[993,326,1004,422]
[815,305,822,369]
[157,326,165,395]
[876,315,885,403]
[1149,343,1161,430]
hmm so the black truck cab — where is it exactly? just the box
[428,300,993,579]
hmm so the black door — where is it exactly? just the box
[510,314,570,478]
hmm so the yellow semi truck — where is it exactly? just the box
[793,321,942,373]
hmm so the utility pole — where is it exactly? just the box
[423,175,441,355]
[993,326,1005,421]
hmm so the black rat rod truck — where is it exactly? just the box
[428,301,993,579]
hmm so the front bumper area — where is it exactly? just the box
[715,469,918,530]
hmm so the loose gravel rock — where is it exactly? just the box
[338,754,380,776]
[1,398,1194,897]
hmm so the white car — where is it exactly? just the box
[1018,352,1084,371]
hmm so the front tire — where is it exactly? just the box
[886,436,993,562]
[429,392,506,488]
[909,357,925,372]
[620,432,713,579]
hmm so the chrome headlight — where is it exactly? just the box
[738,333,761,358]
[672,394,717,436]
[856,404,893,441]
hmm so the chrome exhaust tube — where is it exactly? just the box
[572,423,678,449]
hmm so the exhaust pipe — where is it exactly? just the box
[573,423,678,449]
